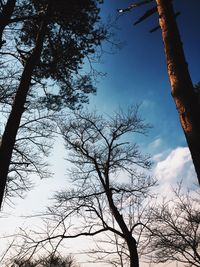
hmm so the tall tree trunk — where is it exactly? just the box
[106,191,139,267]
[0,6,50,209]
[156,0,200,185]
[127,237,139,267]
[0,0,16,48]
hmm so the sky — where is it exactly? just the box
[0,0,200,266]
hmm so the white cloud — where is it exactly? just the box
[152,152,165,162]
[153,147,197,195]
[149,138,162,150]
[147,137,167,159]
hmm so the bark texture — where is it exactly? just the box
[0,5,50,209]
[156,0,200,184]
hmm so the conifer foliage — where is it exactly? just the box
[0,0,107,209]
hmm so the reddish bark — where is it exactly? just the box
[156,0,200,184]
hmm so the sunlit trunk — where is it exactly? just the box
[156,0,200,185]
[0,0,16,48]
[0,6,49,209]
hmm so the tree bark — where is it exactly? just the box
[106,190,139,267]
[0,0,16,48]
[127,237,139,267]
[0,5,50,209]
[156,0,200,185]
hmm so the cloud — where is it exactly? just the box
[147,137,167,159]
[149,138,162,150]
[153,147,197,195]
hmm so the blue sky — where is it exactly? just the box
[90,0,200,155]
[0,1,200,266]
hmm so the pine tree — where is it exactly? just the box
[0,0,107,209]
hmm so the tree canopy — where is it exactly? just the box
[0,0,108,208]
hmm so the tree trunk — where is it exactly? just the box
[156,0,200,185]
[0,6,50,209]
[127,237,139,267]
[106,191,139,267]
[0,0,16,48]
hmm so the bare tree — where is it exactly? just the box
[5,106,57,203]
[144,185,200,267]
[0,72,58,205]
[12,107,155,267]
[90,197,152,266]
